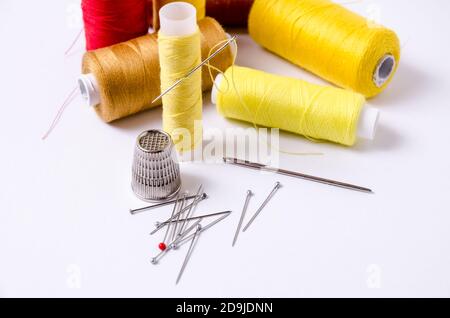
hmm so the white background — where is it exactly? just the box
[1,0,450,297]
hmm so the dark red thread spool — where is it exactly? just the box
[206,0,254,27]
[82,0,150,51]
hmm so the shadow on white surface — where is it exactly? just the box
[353,124,403,152]
[109,107,163,132]
[179,171,205,193]
[372,62,432,106]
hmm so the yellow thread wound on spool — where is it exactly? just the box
[215,66,366,146]
[248,0,400,98]
[81,17,232,123]
[153,0,206,30]
[159,29,202,152]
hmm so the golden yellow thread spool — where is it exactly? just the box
[248,0,400,98]
[79,17,233,123]
[158,2,202,152]
[152,0,206,30]
[212,66,380,146]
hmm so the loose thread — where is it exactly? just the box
[65,28,84,56]
[42,86,79,140]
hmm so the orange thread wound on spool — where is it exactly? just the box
[81,17,233,123]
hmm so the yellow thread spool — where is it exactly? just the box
[158,2,202,152]
[79,17,232,123]
[152,0,206,30]
[212,66,380,146]
[248,0,400,98]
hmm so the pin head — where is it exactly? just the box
[151,257,158,265]
[275,182,282,189]
[158,242,167,251]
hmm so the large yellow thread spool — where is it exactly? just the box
[158,2,202,152]
[80,17,232,123]
[152,0,206,30]
[213,66,373,146]
[248,0,400,98]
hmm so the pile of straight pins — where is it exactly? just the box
[130,181,282,284]
[130,185,231,284]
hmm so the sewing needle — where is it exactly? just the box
[152,35,237,104]
[223,157,373,193]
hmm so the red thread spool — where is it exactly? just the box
[206,0,254,27]
[82,0,150,51]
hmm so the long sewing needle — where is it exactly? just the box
[152,35,237,104]
[223,157,373,193]
[242,182,282,232]
[176,224,202,284]
[232,190,252,247]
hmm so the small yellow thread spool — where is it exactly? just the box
[212,66,380,146]
[152,0,206,30]
[79,17,232,123]
[248,0,400,98]
[158,2,203,152]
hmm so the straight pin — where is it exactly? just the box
[178,185,203,237]
[159,193,181,251]
[242,182,282,232]
[151,218,203,265]
[156,210,232,227]
[175,212,231,247]
[151,212,232,265]
[150,193,207,235]
[232,190,252,247]
[176,224,202,284]
[129,194,202,215]
[171,194,187,242]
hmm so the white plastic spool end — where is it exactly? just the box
[211,73,224,105]
[78,73,100,107]
[211,74,379,141]
[357,106,379,141]
[225,32,237,60]
[159,2,197,37]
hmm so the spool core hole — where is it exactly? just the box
[78,78,88,100]
[374,55,395,87]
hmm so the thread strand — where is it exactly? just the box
[42,86,79,140]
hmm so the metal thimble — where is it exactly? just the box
[131,130,181,202]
